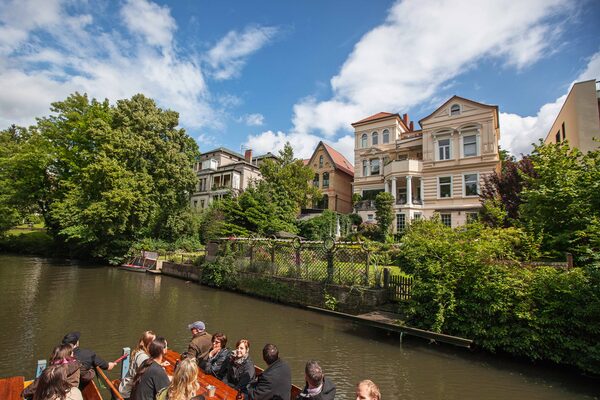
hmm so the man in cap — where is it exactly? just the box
[62,331,116,387]
[183,321,212,364]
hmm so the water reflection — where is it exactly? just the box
[0,255,598,400]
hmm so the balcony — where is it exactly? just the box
[354,200,376,211]
[383,159,422,176]
[395,196,423,205]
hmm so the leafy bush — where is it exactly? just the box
[399,218,600,374]
[200,254,238,289]
[0,231,58,257]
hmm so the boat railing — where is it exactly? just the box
[95,367,124,400]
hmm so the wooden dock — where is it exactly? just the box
[307,307,473,348]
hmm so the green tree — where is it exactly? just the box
[375,192,394,241]
[0,93,200,258]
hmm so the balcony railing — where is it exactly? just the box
[354,200,376,211]
[383,159,423,176]
[395,197,423,205]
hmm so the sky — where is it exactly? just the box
[1,0,599,163]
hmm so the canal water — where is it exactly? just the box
[0,255,597,399]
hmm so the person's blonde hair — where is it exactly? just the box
[132,330,156,358]
[167,358,200,400]
[357,379,381,400]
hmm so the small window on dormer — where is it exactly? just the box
[372,132,378,145]
[319,155,323,168]
[361,133,368,148]
[382,129,390,144]
[450,104,461,116]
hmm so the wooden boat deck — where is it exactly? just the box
[0,376,23,400]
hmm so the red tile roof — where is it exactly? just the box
[351,112,398,126]
[321,142,354,177]
[303,159,310,166]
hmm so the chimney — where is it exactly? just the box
[244,149,253,163]
[409,121,414,131]
[403,113,409,125]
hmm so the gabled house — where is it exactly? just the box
[352,96,501,231]
[305,141,354,214]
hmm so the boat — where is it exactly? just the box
[97,349,303,400]
[0,376,102,400]
[120,250,158,272]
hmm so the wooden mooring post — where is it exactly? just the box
[120,347,130,380]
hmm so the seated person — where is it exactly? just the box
[33,364,83,400]
[223,339,255,396]
[61,331,116,387]
[183,321,212,364]
[355,380,381,400]
[156,358,200,400]
[296,360,336,400]
[23,344,82,399]
[248,343,291,400]
[201,332,230,378]
[130,337,171,400]
[119,330,156,399]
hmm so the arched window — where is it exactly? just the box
[361,133,368,148]
[319,155,323,168]
[323,172,330,188]
[313,173,319,187]
[372,132,378,145]
[321,195,329,210]
[382,129,390,144]
[450,104,461,116]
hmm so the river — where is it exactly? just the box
[0,255,597,399]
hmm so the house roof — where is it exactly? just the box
[418,95,499,127]
[351,112,412,132]
[303,159,310,166]
[309,141,354,176]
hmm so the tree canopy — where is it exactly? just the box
[0,93,200,259]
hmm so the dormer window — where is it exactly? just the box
[319,155,324,168]
[372,132,378,145]
[361,133,368,148]
[382,129,390,144]
[450,104,461,116]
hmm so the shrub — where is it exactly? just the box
[200,254,238,289]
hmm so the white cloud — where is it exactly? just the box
[245,130,356,164]
[241,113,264,126]
[121,0,176,49]
[206,25,278,80]
[0,0,220,131]
[499,51,600,156]
[292,0,575,136]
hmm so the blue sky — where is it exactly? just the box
[1,0,599,162]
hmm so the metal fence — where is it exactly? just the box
[212,237,379,287]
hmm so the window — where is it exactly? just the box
[362,160,369,177]
[315,195,329,209]
[370,159,380,175]
[413,212,422,221]
[438,176,452,198]
[383,129,390,144]
[193,200,198,208]
[313,173,319,187]
[367,214,374,221]
[450,104,460,116]
[440,213,452,227]
[372,132,379,145]
[463,173,479,196]
[556,131,561,143]
[397,154,408,161]
[361,133,368,148]
[463,134,478,157]
[466,212,479,223]
[438,138,451,160]
[562,122,566,141]
[200,200,205,208]
[322,172,329,188]
[396,214,406,232]
[319,155,323,168]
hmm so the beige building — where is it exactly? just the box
[544,79,600,153]
[352,96,501,231]
[190,148,276,210]
[305,141,354,214]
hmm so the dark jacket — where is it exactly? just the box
[296,376,336,400]
[223,355,255,394]
[22,360,82,399]
[202,347,230,378]
[74,347,109,387]
[185,331,212,362]
[248,358,291,400]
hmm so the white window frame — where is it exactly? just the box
[382,129,390,144]
[436,136,452,161]
[396,213,406,232]
[463,172,479,197]
[466,212,479,224]
[460,127,480,158]
[450,103,461,116]
[372,131,379,145]
[440,213,452,227]
[370,158,380,175]
[367,214,374,221]
[319,155,324,168]
[361,133,368,148]
[362,160,369,177]
[412,212,422,221]
[438,176,453,198]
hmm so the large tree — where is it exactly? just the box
[0,93,200,258]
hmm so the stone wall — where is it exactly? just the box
[161,261,202,281]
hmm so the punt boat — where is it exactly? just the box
[120,250,158,272]
[0,376,102,400]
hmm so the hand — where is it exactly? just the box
[107,362,117,371]
[161,361,171,367]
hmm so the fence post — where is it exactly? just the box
[326,250,334,283]
[566,252,573,269]
[365,251,370,286]
[36,359,47,378]
[270,243,276,273]
[121,347,131,380]
[383,267,390,289]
